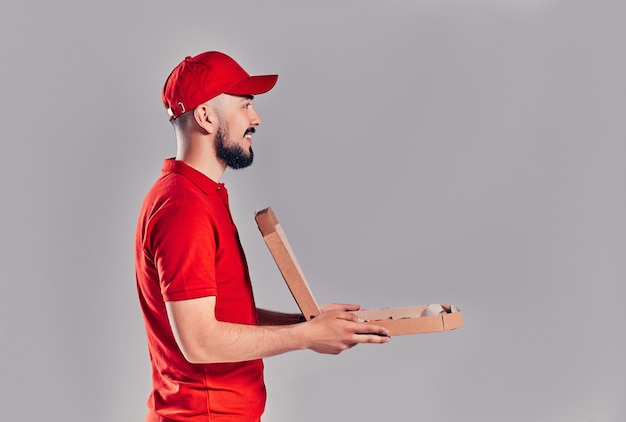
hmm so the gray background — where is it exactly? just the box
[1,0,624,421]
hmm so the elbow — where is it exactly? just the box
[177,341,217,364]
[179,346,205,365]
[176,338,230,364]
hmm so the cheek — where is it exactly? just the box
[236,119,249,136]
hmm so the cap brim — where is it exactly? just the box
[225,74,278,96]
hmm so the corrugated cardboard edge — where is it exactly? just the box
[254,207,463,335]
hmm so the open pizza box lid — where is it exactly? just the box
[254,207,463,336]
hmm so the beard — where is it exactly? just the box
[215,123,254,169]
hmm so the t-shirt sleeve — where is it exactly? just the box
[148,199,218,302]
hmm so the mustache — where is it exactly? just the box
[245,127,256,136]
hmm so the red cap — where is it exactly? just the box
[162,51,278,119]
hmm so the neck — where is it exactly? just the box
[176,136,227,182]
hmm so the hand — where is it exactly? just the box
[302,309,390,355]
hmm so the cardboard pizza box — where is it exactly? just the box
[254,207,463,336]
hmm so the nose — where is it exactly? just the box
[249,108,262,126]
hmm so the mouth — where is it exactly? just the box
[244,127,255,141]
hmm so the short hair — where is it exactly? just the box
[170,109,195,131]
[170,95,225,131]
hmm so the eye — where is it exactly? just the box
[244,102,252,109]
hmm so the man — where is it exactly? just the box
[135,51,390,422]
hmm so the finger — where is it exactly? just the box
[352,333,391,344]
[321,303,361,312]
[354,322,389,337]
[336,303,360,311]
[334,312,360,322]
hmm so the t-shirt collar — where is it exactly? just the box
[161,158,227,197]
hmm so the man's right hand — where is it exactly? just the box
[300,309,390,355]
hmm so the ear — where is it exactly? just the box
[193,103,219,135]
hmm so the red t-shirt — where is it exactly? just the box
[135,159,265,421]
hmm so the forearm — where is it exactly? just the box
[184,319,309,363]
[167,298,310,363]
[257,308,304,326]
